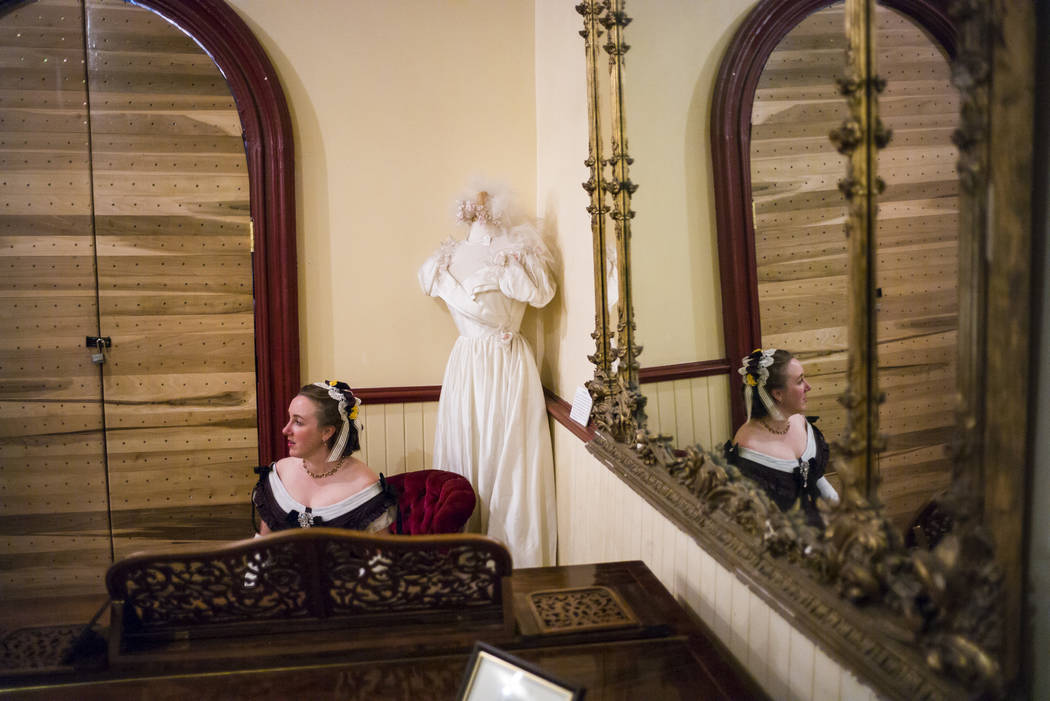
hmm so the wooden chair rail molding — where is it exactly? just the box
[351,385,598,442]
[353,385,441,403]
[638,358,732,384]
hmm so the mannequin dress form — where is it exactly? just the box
[418,190,557,567]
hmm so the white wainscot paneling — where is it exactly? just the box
[551,421,876,701]
[641,374,731,451]
[357,401,438,476]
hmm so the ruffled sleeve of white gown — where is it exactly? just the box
[492,224,556,307]
[418,237,456,297]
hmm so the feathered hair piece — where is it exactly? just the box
[312,380,362,462]
[453,175,520,228]
[738,349,785,421]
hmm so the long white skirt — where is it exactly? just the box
[432,332,557,568]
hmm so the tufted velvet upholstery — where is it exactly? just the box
[386,469,476,535]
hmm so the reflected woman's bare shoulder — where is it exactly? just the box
[733,420,759,449]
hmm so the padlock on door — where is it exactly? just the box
[86,336,111,365]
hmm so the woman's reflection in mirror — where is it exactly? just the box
[724,349,839,526]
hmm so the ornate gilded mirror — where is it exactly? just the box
[581,0,1035,697]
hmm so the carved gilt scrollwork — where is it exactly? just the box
[579,0,646,444]
[578,0,617,438]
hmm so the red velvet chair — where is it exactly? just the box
[386,469,476,535]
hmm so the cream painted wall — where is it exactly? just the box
[225,0,537,387]
[533,0,594,398]
[628,0,760,367]
[221,0,751,394]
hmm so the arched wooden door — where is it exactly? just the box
[0,0,297,600]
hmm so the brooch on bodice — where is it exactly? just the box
[298,509,314,528]
[798,460,809,489]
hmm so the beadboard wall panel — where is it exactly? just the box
[642,373,732,451]
[551,421,879,701]
[356,400,438,477]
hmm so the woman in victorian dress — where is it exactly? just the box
[724,349,839,526]
[418,180,557,568]
[252,381,397,534]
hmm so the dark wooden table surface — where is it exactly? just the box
[1,560,767,700]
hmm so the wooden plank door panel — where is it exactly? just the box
[85,0,257,558]
[0,0,112,600]
[751,3,851,449]
[871,5,957,529]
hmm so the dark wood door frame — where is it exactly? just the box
[134,0,299,463]
[710,0,955,427]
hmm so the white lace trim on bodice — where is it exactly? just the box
[269,469,383,518]
[737,422,816,472]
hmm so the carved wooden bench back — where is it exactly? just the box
[105,529,513,650]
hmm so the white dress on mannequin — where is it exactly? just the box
[418,220,557,567]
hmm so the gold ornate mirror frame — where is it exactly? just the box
[579,0,644,444]
[579,0,1035,698]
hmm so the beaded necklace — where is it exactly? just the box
[301,456,346,479]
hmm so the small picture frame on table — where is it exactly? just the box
[457,641,585,701]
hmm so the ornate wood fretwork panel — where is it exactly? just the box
[106,530,513,639]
